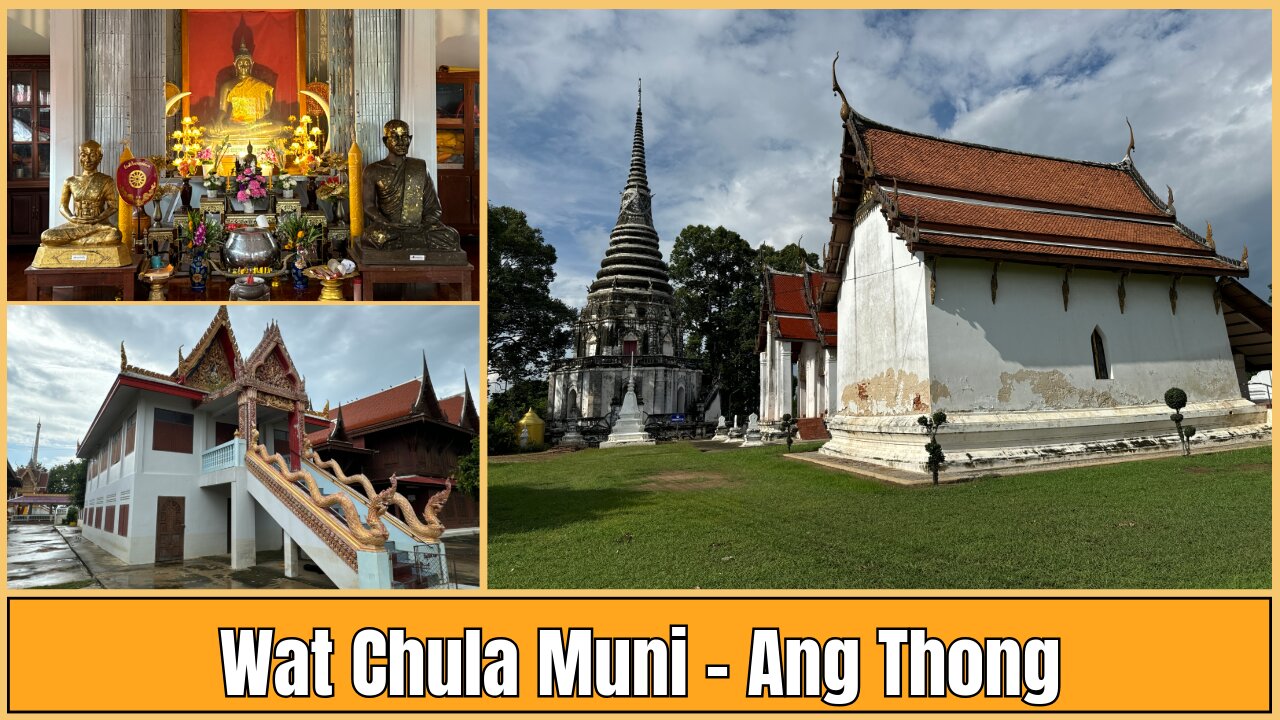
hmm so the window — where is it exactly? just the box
[110,433,121,464]
[105,505,116,534]
[1091,328,1110,380]
[117,504,129,537]
[153,409,194,454]
[623,340,638,356]
[124,413,136,455]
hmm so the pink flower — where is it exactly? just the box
[237,190,249,203]
[248,180,261,191]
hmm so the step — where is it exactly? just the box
[795,417,831,440]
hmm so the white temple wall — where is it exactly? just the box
[834,211,931,415]
[926,260,1243,412]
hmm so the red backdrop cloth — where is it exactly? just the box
[187,11,298,122]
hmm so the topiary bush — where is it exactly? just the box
[1165,387,1191,455]
[918,411,949,484]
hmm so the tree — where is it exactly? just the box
[46,459,87,507]
[453,437,480,497]
[488,205,576,386]
[488,379,550,456]
[669,225,760,416]
[757,242,819,274]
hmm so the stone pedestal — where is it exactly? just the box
[741,413,763,447]
[600,382,655,448]
[560,421,587,449]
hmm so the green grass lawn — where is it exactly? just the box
[488,442,1271,589]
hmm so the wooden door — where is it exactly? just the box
[155,496,185,563]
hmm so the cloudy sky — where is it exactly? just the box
[7,306,479,468]
[490,10,1272,309]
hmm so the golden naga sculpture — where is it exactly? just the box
[247,430,389,549]
[304,440,450,543]
[359,119,466,264]
[209,43,286,143]
[33,140,132,269]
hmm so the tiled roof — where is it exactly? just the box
[762,268,839,347]
[776,316,818,341]
[768,273,810,314]
[313,379,469,440]
[862,125,1167,217]
[895,193,1210,254]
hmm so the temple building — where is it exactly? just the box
[7,420,71,523]
[546,89,703,435]
[308,356,479,529]
[814,65,1271,474]
[757,267,838,439]
[75,307,461,588]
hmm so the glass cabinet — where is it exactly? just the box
[435,68,479,237]
[8,55,51,246]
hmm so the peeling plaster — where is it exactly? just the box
[840,368,933,415]
[996,369,1133,409]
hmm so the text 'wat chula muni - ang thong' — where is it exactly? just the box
[73,307,479,589]
[781,58,1270,476]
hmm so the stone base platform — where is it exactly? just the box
[32,243,133,269]
[820,399,1270,476]
[600,432,656,449]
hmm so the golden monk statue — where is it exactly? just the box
[359,119,465,264]
[33,140,131,268]
[210,43,283,138]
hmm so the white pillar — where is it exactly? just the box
[778,341,792,420]
[399,10,438,180]
[758,352,768,421]
[825,347,838,415]
[48,10,84,226]
[230,477,256,570]
[283,532,301,578]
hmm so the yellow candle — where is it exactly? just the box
[117,143,133,240]
[348,137,363,238]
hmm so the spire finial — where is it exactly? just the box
[638,78,642,111]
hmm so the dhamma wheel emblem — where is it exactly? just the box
[128,170,147,189]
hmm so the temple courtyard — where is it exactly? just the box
[488,441,1271,589]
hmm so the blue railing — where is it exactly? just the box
[201,438,246,474]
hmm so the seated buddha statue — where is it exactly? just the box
[33,140,130,268]
[359,119,464,263]
[209,44,285,139]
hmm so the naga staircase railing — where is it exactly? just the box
[302,439,451,544]
[244,430,395,569]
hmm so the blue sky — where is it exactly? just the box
[7,306,479,469]
[490,10,1272,309]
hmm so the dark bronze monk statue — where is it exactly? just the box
[358,119,466,264]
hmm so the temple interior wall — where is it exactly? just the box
[926,259,1242,413]
[835,210,931,416]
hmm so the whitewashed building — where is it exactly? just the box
[77,307,455,588]
[757,267,838,439]
[815,74,1270,474]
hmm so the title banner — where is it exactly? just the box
[8,596,1270,713]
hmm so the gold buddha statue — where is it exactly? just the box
[209,43,285,142]
[358,119,466,265]
[33,140,131,268]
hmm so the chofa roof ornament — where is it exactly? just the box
[1123,117,1135,164]
[831,52,851,122]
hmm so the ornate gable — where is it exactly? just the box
[412,351,444,421]
[243,320,308,402]
[174,306,242,389]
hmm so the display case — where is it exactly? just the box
[8,56,51,246]
[435,68,479,238]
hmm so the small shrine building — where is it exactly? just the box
[757,267,838,439]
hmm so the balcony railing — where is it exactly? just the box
[201,438,246,474]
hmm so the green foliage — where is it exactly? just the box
[918,413,949,484]
[488,379,549,456]
[64,506,78,525]
[454,437,480,497]
[669,225,760,415]
[1164,387,1188,411]
[756,242,819,274]
[488,206,576,384]
[488,444,1272,589]
[46,459,87,507]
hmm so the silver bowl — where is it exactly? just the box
[223,227,280,269]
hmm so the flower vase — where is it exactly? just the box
[291,262,309,291]
[207,186,220,199]
[333,198,347,226]
[283,187,295,199]
[306,176,319,211]
[180,176,193,211]
[189,251,207,292]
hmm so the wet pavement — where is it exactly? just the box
[7,524,100,589]
[10,524,479,590]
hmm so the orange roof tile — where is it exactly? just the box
[914,233,1243,274]
[768,273,810,314]
[863,126,1166,217]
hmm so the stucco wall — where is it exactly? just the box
[926,259,1242,412]
[835,210,931,415]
